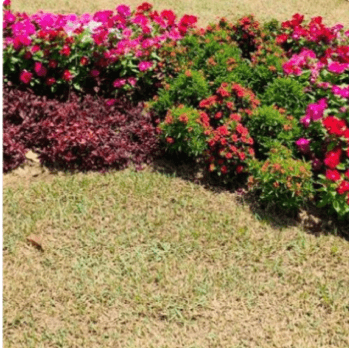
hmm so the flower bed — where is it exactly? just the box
[3,1,349,219]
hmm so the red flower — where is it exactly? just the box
[337,180,349,195]
[325,169,341,181]
[60,45,71,56]
[323,116,347,137]
[62,70,73,81]
[230,113,241,121]
[215,112,223,119]
[276,34,288,44]
[137,2,153,13]
[216,125,229,136]
[324,147,342,169]
[221,165,228,174]
[238,152,246,160]
[166,137,174,144]
[46,77,56,86]
[236,165,244,173]
[178,114,189,124]
[48,59,58,68]
[80,56,89,66]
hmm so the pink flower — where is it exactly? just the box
[13,35,31,50]
[328,62,349,74]
[128,77,137,86]
[300,115,311,128]
[106,99,116,106]
[34,62,47,77]
[116,5,131,17]
[138,61,153,71]
[295,138,311,154]
[113,78,126,88]
[20,70,32,84]
[305,98,327,122]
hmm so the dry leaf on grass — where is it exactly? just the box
[26,234,44,251]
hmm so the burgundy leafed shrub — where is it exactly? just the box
[3,129,27,173]
[3,86,160,172]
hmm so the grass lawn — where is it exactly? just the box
[3,0,349,347]
[3,165,349,347]
[10,0,349,27]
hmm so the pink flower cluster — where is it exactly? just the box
[3,2,197,91]
[300,98,327,128]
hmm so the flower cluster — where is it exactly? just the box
[3,1,197,98]
[248,144,314,212]
[158,82,259,179]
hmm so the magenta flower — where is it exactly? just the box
[90,69,100,77]
[327,62,349,74]
[116,5,131,17]
[138,61,153,71]
[300,115,311,128]
[20,70,33,84]
[305,98,327,121]
[113,78,126,88]
[34,62,47,77]
[295,138,311,154]
[106,99,116,106]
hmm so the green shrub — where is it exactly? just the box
[247,105,301,158]
[158,106,208,157]
[152,70,210,116]
[247,144,314,212]
[261,77,309,117]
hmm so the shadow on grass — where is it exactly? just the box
[151,155,349,240]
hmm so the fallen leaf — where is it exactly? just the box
[26,234,44,251]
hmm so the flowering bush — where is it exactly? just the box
[157,82,259,180]
[261,77,310,117]
[151,70,210,116]
[3,1,197,99]
[246,105,301,159]
[3,2,349,219]
[247,144,314,212]
[279,17,349,218]
[158,106,208,157]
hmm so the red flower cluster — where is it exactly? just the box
[323,116,349,138]
[196,83,257,177]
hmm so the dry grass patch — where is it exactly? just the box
[3,168,349,347]
[10,0,349,27]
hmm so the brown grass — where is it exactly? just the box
[3,165,349,347]
[10,0,349,27]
